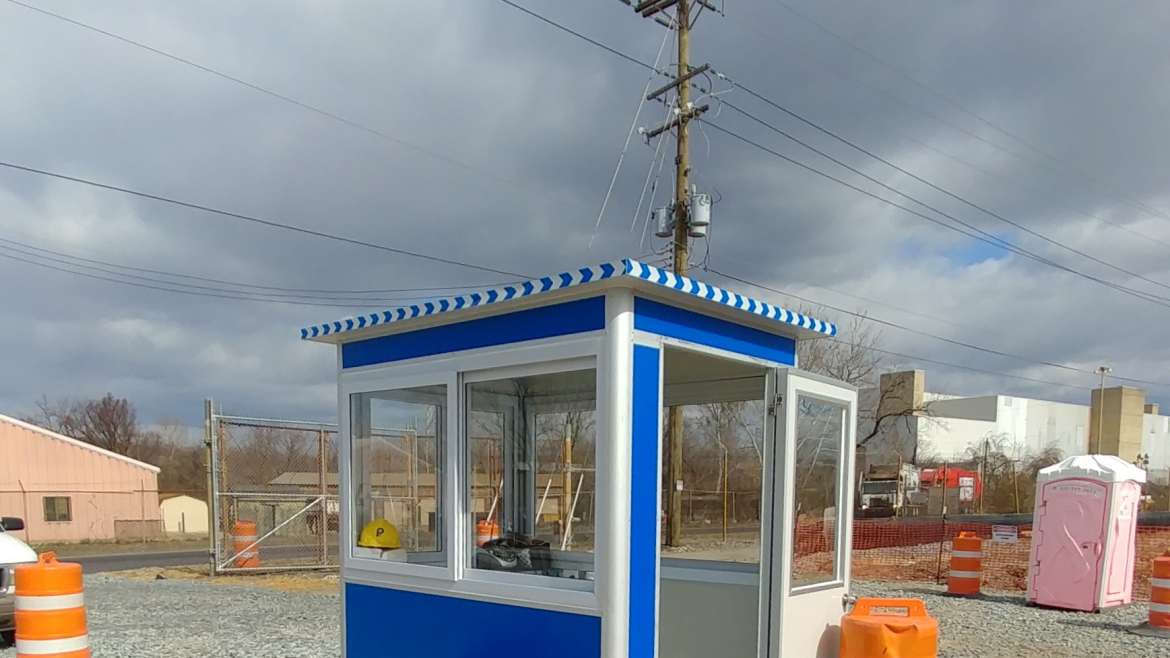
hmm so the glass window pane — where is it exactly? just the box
[791,395,846,589]
[350,385,446,566]
[467,369,596,583]
[661,401,767,565]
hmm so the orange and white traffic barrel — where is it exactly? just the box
[475,520,500,547]
[947,531,983,596]
[1133,551,1170,638]
[14,552,90,658]
[231,520,261,568]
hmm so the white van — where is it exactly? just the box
[0,517,37,645]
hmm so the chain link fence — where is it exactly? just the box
[207,400,338,574]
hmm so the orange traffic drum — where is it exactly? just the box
[231,520,261,568]
[14,552,90,658]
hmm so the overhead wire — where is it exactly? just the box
[2,0,510,185]
[0,249,397,309]
[631,92,676,233]
[706,267,1170,389]
[502,1,1170,309]
[698,118,1170,309]
[771,0,1170,227]
[0,240,494,305]
[494,0,1170,391]
[712,71,1170,296]
[728,13,1170,250]
[589,12,676,248]
[491,1,1170,388]
[0,236,516,296]
[842,340,1091,392]
[0,160,529,279]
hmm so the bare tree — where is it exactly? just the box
[798,313,885,387]
[29,393,153,459]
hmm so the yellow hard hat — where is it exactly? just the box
[358,519,401,549]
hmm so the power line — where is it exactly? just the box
[0,249,390,309]
[497,0,661,73]
[0,160,529,279]
[589,14,676,248]
[3,0,508,185]
[504,1,1170,309]
[0,240,489,305]
[492,1,1170,391]
[0,236,514,296]
[707,267,1170,390]
[831,339,1090,392]
[699,116,1170,307]
[715,73,1170,296]
[771,0,1170,227]
[699,118,1170,309]
[728,13,1170,251]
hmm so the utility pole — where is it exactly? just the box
[666,0,691,551]
[624,0,716,547]
[1095,365,1112,454]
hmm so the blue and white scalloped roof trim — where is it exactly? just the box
[300,259,837,340]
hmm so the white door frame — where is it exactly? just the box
[763,368,857,658]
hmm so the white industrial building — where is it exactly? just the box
[867,371,1170,483]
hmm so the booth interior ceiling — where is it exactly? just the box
[299,258,838,341]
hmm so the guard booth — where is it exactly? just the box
[301,259,857,658]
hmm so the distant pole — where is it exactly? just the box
[979,439,988,514]
[1095,366,1112,454]
[563,420,574,539]
[318,427,328,565]
[720,440,729,543]
[203,399,216,576]
[1010,459,1020,514]
[935,462,949,584]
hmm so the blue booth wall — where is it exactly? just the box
[345,583,602,658]
[632,297,796,365]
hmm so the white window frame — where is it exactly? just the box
[337,334,605,615]
[461,356,599,595]
[342,369,457,583]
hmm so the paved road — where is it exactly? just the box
[66,549,209,573]
[63,545,324,573]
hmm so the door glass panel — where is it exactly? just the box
[791,394,846,588]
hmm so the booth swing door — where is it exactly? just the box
[763,368,856,658]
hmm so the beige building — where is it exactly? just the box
[0,413,161,542]
[866,372,1170,483]
[160,494,209,535]
[1089,386,1146,461]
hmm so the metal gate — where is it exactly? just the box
[205,399,339,574]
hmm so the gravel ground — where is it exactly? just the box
[855,581,1167,658]
[0,574,1164,657]
[0,573,340,658]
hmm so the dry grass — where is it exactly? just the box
[113,566,340,594]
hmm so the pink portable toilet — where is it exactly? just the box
[1027,455,1146,612]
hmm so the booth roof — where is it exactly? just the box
[300,258,837,343]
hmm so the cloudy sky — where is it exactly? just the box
[2,0,1169,428]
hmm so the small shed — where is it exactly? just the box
[301,259,858,658]
[1027,454,1146,611]
[160,495,209,535]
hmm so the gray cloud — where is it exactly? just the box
[2,0,1169,427]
